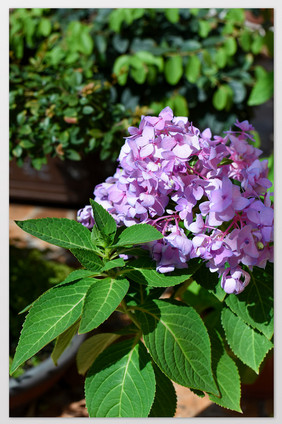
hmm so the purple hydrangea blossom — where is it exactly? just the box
[77,107,273,295]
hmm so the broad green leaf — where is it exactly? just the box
[180,40,201,52]
[226,8,244,23]
[225,264,273,340]
[229,80,247,104]
[70,248,103,272]
[10,278,94,374]
[15,218,94,251]
[38,18,52,36]
[193,264,226,302]
[113,55,130,85]
[208,329,242,412]
[101,258,126,271]
[185,55,201,83]
[90,199,117,241]
[79,277,129,333]
[149,365,177,417]
[51,320,80,365]
[135,51,164,71]
[247,71,273,106]
[56,269,96,287]
[91,225,105,247]
[76,333,120,375]
[213,85,233,111]
[135,299,219,395]
[198,20,211,38]
[78,30,94,55]
[221,308,273,373]
[165,8,179,23]
[164,56,183,85]
[127,257,201,287]
[85,339,156,417]
[224,37,237,56]
[113,224,163,247]
[215,48,227,68]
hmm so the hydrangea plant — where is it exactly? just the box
[10,107,273,417]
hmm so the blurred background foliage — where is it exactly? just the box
[10,8,274,170]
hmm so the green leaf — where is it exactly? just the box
[101,258,125,271]
[85,339,156,417]
[56,269,96,287]
[38,18,52,36]
[225,264,273,340]
[251,35,264,55]
[239,29,252,52]
[247,71,273,106]
[229,80,247,104]
[90,199,117,241]
[113,55,130,85]
[76,333,120,375]
[66,149,81,161]
[149,365,177,417]
[82,105,94,115]
[208,329,242,412]
[224,37,237,56]
[127,257,201,287]
[215,48,227,68]
[135,299,219,395]
[164,56,183,85]
[198,20,211,38]
[180,40,201,52]
[221,308,273,373]
[78,30,94,55]
[193,264,226,302]
[213,85,233,111]
[79,277,129,333]
[226,8,245,23]
[185,55,201,83]
[15,218,94,251]
[113,224,163,247]
[10,278,94,374]
[51,320,80,365]
[165,8,179,23]
[70,248,103,272]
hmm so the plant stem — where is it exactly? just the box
[121,299,141,329]
[173,277,194,300]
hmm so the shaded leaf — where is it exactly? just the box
[127,257,201,287]
[208,329,242,412]
[149,365,177,417]
[225,263,273,340]
[221,308,273,373]
[51,320,80,365]
[76,333,120,375]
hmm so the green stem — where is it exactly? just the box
[121,299,141,330]
[173,277,194,299]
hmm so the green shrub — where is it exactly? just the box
[10,244,73,375]
[10,8,273,169]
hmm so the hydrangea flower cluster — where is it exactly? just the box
[78,107,273,295]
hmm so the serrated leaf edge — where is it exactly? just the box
[220,308,273,374]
